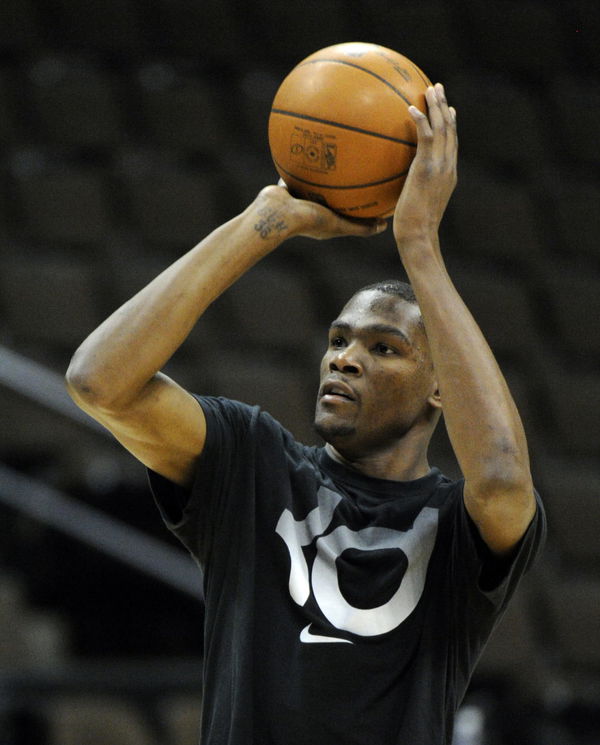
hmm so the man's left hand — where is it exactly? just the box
[393,83,458,249]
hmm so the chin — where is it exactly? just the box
[313,416,357,443]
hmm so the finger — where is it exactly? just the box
[435,83,458,167]
[408,104,432,152]
[435,83,453,123]
[439,90,458,169]
[422,85,446,163]
[336,214,388,237]
[449,106,458,171]
[427,84,446,130]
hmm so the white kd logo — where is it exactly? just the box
[276,486,438,643]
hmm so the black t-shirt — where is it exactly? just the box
[150,396,546,745]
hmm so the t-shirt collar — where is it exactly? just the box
[317,447,444,498]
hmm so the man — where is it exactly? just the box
[66,84,545,744]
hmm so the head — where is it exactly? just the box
[314,280,442,460]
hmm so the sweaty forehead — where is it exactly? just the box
[338,290,423,335]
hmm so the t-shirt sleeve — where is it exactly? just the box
[148,395,258,566]
[438,483,546,706]
[450,483,546,611]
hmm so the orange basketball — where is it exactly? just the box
[268,42,432,219]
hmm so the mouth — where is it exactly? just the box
[320,379,357,403]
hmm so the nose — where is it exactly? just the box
[329,344,363,375]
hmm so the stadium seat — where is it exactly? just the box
[223,259,323,352]
[0,177,10,243]
[27,56,125,149]
[303,235,402,323]
[355,0,465,80]
[236,66,284,156]
[207,351,318,445]
[538,263,600,360]
[537,169,600,261]
[219,147,280,213]
[43,0,146,58]
[0,386,65,457]
[461,0,567,82]
[572,0,600,72]
[135,63,233,156]
[0,253,103,349]
[10,150,115,245]
[0,67,21,146]
[447,263,543,362]
[100,236,175,306]
[183,294,236,360]
[0,573,28,666]
[250,0,355,64]
[549,74,600,166]
[534,453,600,562]
[99,238,235,377]
[47,697,158,745]
[146,0,245,62]
[545,575,600,672]
[446,72,550,166]
[159,694,202,745]
[0,572,69,667]
[541,366,600,458]
[448,161,546,266]
[22,610,71,666]
[114,148,226,252]
[0,0,40,55]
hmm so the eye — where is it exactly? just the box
[374,342,396,355]
[330,336,346,349]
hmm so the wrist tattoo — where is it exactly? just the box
[254,207,288,239]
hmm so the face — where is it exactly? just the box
[314,290,439,457]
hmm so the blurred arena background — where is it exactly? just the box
[0,0,599,743]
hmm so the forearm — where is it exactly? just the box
[400,239,531,493]
[66,195,292,409]
[392,85,534,554]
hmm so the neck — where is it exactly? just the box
[324,440,431,482]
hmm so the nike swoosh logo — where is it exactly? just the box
[300,624,353,644]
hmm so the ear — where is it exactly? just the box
[427,382,442,410]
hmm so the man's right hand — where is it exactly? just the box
[260,182,388,241]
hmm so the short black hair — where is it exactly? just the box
[352,279,425,333]
[355,279,418,305]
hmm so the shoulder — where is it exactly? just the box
[195,394,258,428]
[196,394,317,469]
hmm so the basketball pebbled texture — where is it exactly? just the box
[268,42,433,219]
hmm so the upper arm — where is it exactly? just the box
[73,372,206,489]
[463,479,537,557]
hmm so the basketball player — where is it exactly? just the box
[66,84,545,744]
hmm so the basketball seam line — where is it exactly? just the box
[271,109,417,148]
[299,58,415,107]
[273,159,410,189]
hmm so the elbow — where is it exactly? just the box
[464,466,537,557]
[469,440,534,502]
[65,369,94,407]
[469,472,535,514]
[65,352,112,410]
[66,349,146,415]
[464,440,537,555]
